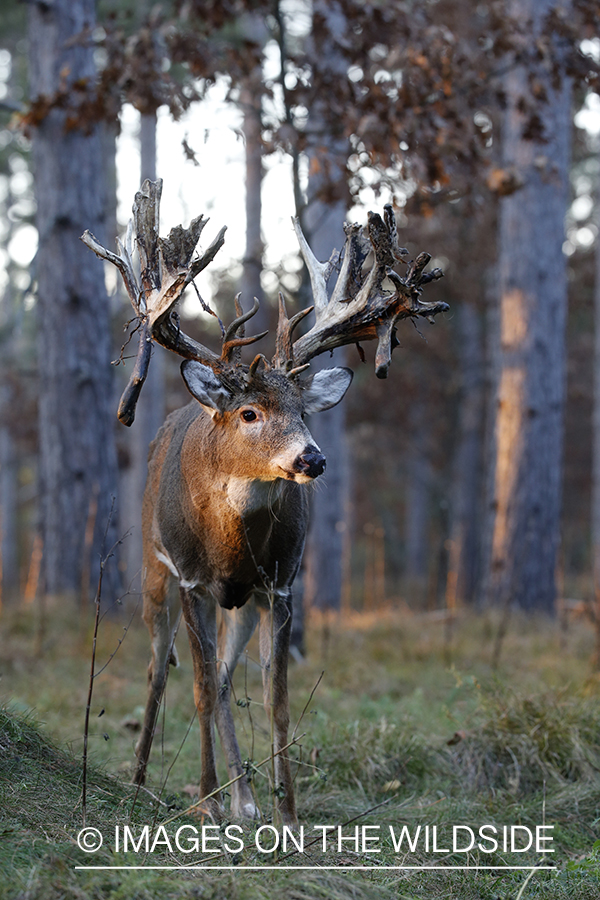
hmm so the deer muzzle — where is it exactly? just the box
[293,446,327,479]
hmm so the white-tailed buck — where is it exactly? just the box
[82,180,445,825]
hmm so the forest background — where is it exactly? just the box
[3,2,600,899]
[1,0,600,633]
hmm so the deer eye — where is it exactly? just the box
[240,409,258,422]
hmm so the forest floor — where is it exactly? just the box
[1,595,600,899]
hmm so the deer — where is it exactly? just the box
[82,179,446,826]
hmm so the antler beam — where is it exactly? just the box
[290,205,447,378]
[82,179,233,425]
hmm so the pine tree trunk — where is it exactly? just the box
[301,0,351,613]
[120,112,165,590]
[302,200,349,612]
[591,170,600,649]
[0,179,21,603]
[404,397,432,605]
[240,72,267,332]
[0,385,18,601]
[482,0,571,613]
[29,0,120,601]
[445,302,485,607]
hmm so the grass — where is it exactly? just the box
[1,599,600,898]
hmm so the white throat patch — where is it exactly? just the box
[225,476,284,515]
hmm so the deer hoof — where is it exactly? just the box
[239,801,261,820]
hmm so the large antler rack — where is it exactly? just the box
[81,179,266,425]
[82,181,448,425]
[289,205,448,379]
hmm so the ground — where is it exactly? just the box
[1,597,600,899]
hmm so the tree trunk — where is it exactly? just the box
[482,0,571,613]
[240,71,267,332]
[0,385,18,602]
[302,201,349,612]
[29,0,120,601]
[0,177,21,604]
[592,166,600,650]
[404,397,432,604]
[301,0,351,614]
[445,301,485,608]
[120,112,166,591]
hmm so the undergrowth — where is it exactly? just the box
[1,603,600,898]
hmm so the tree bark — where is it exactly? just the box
[302,201,349,613]
[29,0,120,600]
[404,397,432,601]
[240,71,267,332]
[592,164,600,644]
[300,0,352,614]
[0,385,18,602]
[120,112,166,591]
[482,0,571,613]
[445,301,485,608]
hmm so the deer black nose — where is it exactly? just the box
[294,447,326,479]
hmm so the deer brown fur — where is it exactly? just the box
[81,179,446,826]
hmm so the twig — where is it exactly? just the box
[93,593,140,679]
[292,670,324,742]
[81,504,123,826]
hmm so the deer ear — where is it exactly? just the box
[303,367,353,414]
[181,361,230,417]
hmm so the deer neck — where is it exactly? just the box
[224,475,286,517]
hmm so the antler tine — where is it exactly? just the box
[116,320,153,426]
[273,292,314,372]
[290,208,447,378]
[223,295,260,344]
[221,296,269,363]
[247,353,268,380]
[222,293,245,366]
[291,218,330,313]
[81,178,224,426]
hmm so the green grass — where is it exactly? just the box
[1,600,600,898]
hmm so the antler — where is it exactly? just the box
[82,182,447,424]
[81,179,264,425]
[287,205,447,379]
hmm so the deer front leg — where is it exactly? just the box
[180,586,223,820]
[134,559,179,785]
[258,590,298,826]
[215,601,261,820]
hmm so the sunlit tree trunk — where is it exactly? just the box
[482,0,571,613]
[29,0,120,601]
